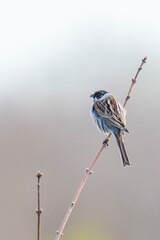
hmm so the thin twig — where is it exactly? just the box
[103,56,147,147]
[55,57,147,240]
[123,56,147,108]
[36,171,43,240]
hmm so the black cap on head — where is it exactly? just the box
[90,90,107,99]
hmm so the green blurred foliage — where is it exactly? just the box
[65,225,111,240]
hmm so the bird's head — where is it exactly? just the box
[90,90,108,102]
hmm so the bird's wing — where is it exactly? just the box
[94,96,127,130]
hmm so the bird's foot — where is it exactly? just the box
[103,138,109,147]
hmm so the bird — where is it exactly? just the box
[90,90,130,167]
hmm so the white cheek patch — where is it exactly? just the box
[95,92,111,102]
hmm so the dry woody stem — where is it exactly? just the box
[36,171,43,240]
[55,57,147,240]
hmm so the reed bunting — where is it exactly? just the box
[90,90,130,167]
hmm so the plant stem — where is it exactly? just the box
[123,56,147,108]
[55,56,147,240]
[36,171,43,240]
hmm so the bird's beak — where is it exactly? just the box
[90,94,95,98]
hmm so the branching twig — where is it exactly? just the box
[36,171,43,240]
[55,57,147,240]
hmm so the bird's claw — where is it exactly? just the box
[103,139,109,147]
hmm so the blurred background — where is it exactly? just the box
[0,1,160,240]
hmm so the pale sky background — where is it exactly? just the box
[0,1,160,240]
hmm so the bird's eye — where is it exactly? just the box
[96,93,101,99]
[97,92,104,99]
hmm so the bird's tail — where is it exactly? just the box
[116,133,130,167]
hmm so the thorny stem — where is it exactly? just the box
[36,171,43,240]
[55,57,147,240]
